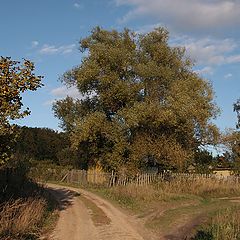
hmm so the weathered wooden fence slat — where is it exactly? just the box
[30,167,240,188]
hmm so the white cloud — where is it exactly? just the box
[136,23,164,34]
[39,44,76,55]
[195,67,213,76]
[40,45,58,54]
[226,55,240,64]
[51,86,82,99]
[183,38,235,65]
[43,99,56,106]
[74,3,82,8]
[116,0,240,33]
[224,73,233,79]
[31,41,39,48]
[170,35,240,66]
[137,24,240,67]
[44,86,84,106]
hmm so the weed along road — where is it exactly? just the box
[47,183,147,240]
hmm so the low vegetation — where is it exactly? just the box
[88,175,240,238]
[193,207,240,240]
[93,176,240,208]
[156,176,240,198]
[0,168,58,240]
[0,198,46,239]
[0,189,57,240]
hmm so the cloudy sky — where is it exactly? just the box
[1,0,239,132]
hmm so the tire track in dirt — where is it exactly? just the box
[47,186,97,240]
[47,184,145,240]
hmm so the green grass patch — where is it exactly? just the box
[80,195,111,226]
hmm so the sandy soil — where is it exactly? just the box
[46,184,147,240]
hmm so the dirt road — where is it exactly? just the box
[46,184,147,240]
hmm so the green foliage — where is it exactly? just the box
[57,147,84,168]
[0,57,43,166]
[14,126,88,169]
[14,126,69,164]
[223,130,240,172]
[193,149,215,173]
[29,160,72,182]
[53,27,219,172]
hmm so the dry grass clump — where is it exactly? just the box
[102,184,182,211]
[0,197,46,240]
[0,167,58,239]
[110,184,158,201]
[193,208,240,240]
[102,176,240,209]
[96,176,240,239]
[157,176,240,197]
[210,208,240,240]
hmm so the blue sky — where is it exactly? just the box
[1,0,240,134]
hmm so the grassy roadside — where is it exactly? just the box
[80,195,111,227]
[0,193,58,240]
[38,188,59,240]
[0,177,59,240]
[84,178,240,239]
[46,178,240,239]
[192,207,240,240]
[89,186,240,236]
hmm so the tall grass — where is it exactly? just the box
[0,166,58,239]
[211,208,240,240]
[193,208,240,240]
[156,176,240,197]
[0,198,46,240]
[96,176,240,238]
[101,176,240,207]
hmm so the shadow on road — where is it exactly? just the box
[46,186,81,211]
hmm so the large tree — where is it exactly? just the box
[0,57,42,165]
[53,27,219,173]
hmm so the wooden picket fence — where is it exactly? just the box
[59,170,240,187]
[30,167,240,187]
[62,169,111,186]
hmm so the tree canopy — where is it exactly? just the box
[0,57,42,165]
[53,27,219,173]
[14,126,68,162]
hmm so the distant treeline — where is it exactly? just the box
[13,127,61,164]
[13,126,233,173]
[8,126,89,170]
[14,126,90,169]
[14,126,66,162]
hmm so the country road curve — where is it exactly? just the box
[46,183,149,240]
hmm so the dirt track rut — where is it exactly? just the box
[47,184,145,240]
